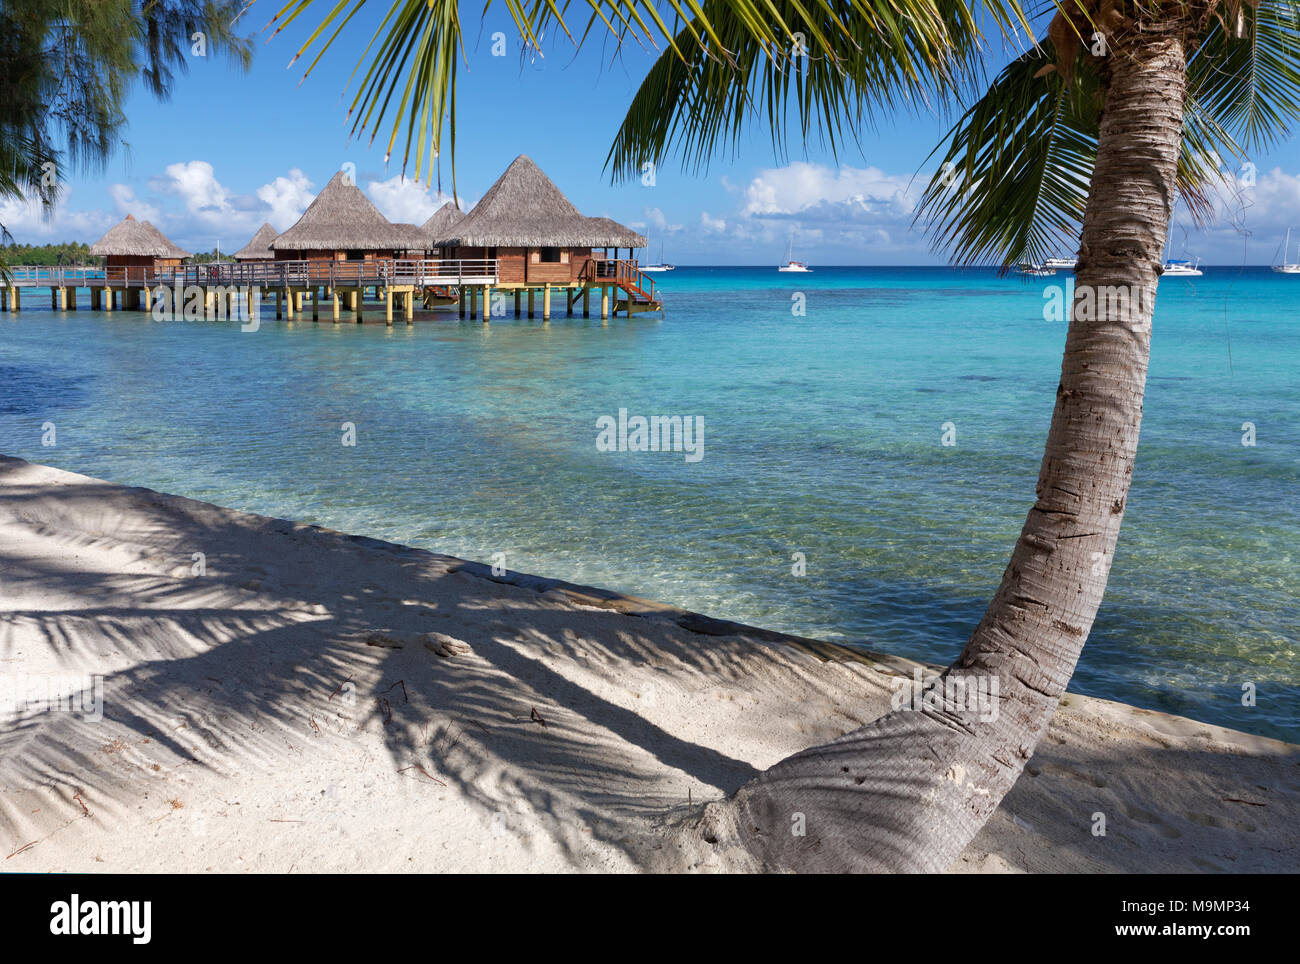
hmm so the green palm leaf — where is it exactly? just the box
[915,42,1098,269]
[604,0,1004,182]
[915,34,1260,270]
[270,0,1035,195]
[1189,0,1300,152]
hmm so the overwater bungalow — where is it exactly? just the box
[85,214,191,310]
[89,214,190,275]
[435,155,647,287]
[231,223,278,261]
[269,171,418,264]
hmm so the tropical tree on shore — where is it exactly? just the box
[273,0,1300,871]
[0,0,252,271]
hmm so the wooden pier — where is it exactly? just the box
[2,257,661,324]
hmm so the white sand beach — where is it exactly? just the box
[1,454,1295,873]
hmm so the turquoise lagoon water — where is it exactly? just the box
[1,266,1296,741]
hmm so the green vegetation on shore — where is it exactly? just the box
[0,242,100,266]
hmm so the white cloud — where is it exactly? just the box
[365,174,455,225]
[150,161,235,220]
[257,169,315,230]
[108,183,162,223]
[643,206,682,233]
[741,161,918,219]
[0,187,116,241]
[1204,166,1300,232]
[700,211,727,234]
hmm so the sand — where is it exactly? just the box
[1,454,1295,873]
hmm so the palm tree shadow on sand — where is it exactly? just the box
[2,456,1295,872]
[0,457,788,867]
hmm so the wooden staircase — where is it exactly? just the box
[585,259,662,312]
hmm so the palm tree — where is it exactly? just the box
[273,0,1300,871]
[0,1,252,273]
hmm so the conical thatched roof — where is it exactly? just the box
[270,171,413,250]
[445,155,647,248]
[421,202,465,246]
[89,214,191,258]
[231,222,278,260]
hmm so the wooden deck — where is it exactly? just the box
[1,257,663,321]
[2,259,500,289]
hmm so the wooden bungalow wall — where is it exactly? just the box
[449,246,595,285]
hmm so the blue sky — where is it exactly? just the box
[5,4,1299,265]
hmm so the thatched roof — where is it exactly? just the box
[445,155,647,248]
[270,171,414,251]
[89,214,191,258]
[231,222,278,260]
[421,202,465,246]
[583,217,649,249]
[390,222,430,251]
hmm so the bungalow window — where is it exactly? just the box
[539,247,561,263]
[345,249,364,261]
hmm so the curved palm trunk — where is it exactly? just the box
[708,27,1190,872]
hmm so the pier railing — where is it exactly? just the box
[584,258,658,303]
[4,265,106,286]
[4,259,500,289]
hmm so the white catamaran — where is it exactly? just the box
[1162,258,1203,277]
[1162,234,1204,277]
[778,236,811,272]
[1272,229,1300,274]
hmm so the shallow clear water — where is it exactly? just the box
[1,266,1296,740]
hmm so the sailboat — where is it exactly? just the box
[1272,228,1300,274]
[1161,234,1203,277]
[1162,258,1203,277]
[778,236,811,272]
[641,241,675,273]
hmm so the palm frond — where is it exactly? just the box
[271,0,1036,192]
[604,0,1008,181]
[1189,0,1300,151]
[915,42,1097,269]
[915,35,1257,269]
